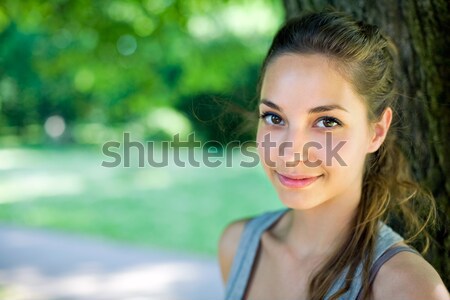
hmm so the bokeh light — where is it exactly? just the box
[44,115,66,139]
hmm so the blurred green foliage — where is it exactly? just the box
[0,0,283,145]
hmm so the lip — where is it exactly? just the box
[276,172,322,189]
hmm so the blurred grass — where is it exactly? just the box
[0,146,283,255]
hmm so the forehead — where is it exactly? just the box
[260,54,365,112]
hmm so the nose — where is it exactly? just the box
[279,127,321,168]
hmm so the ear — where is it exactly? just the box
[367,107,393,153]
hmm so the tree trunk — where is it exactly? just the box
[281,0,449,286]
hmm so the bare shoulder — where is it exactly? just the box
[372,250,450,300]
[217,218,249,284]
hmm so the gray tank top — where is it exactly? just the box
[224,208,419,300]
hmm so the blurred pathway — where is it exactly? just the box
[0,224,224,300]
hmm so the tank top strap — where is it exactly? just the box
[224,208,290,300]
[325,222,419,299]
[354,245,419,300]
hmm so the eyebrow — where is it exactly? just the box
[260,99,348,114]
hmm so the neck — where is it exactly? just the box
[282,189,361,259]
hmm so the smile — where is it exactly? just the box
[276,173,322,189]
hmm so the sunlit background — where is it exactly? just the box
[0,0,285,299]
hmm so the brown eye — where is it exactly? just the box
[316,117,341,128]
[260,112,285,126]
[271,115,282,124]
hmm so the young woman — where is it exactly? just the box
[218,11,449,300]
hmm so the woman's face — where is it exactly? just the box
[257,54,386,211]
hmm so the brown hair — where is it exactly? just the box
[260,10,436,299]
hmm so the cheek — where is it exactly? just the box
[323,130,370,170]
[302,132,347,168]
[256,126,283,169]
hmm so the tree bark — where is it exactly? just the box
[281,0,449,286]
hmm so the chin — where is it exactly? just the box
[276,191,324,211]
